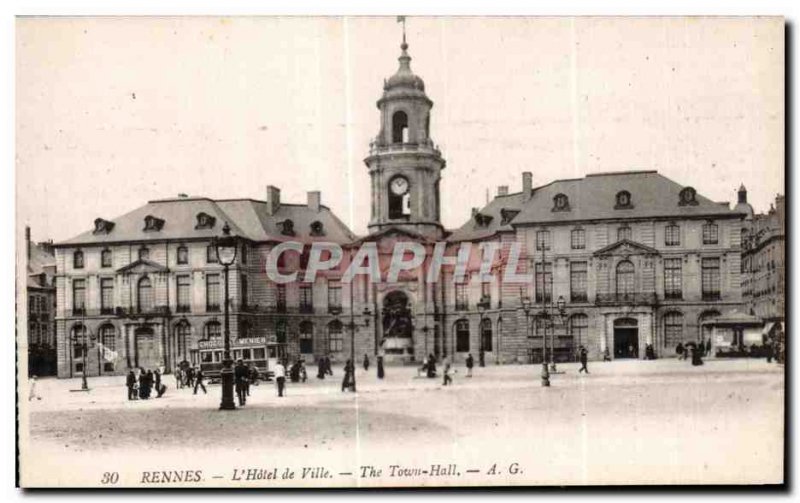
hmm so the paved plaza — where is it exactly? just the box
[21,358,784,487]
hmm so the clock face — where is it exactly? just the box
[390,176,409,195]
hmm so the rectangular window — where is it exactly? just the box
[455,282,468,311]
[571,229,586,250]
[276,284,286,313]
[206,274,221,311]
[177,246,188,265]
[480,281,491,306]
[701,258,721,300]
[240,275,249,308]
[703,223,719,245]
[207,245,218,264]
[329,328,343,352]
[665,225,680,246]
[299,285,313,313]
[72,279,86,315]
[664,258,683,299]
[176,275,191,312]
[570,262,587,302]
[617,226,632,241]
[535,230,551,251]
[328,280,342,312]
[101,249,112,268]
[138,247,149,261]
[100,278,114,314]
[535,262,552,303]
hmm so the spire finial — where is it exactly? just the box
[397,16,407,50]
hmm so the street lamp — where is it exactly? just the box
[550,295,567,372]
[70,325,90,391]
[214,222,238,411]
[477,295,490,367]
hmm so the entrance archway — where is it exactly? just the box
[134,326,159,370]
[382,291,413,358]
[613,317,639,359]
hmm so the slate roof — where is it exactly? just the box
[56,197,357,247]
[512,171,744,225]
[449,171,745,241]
[27,242,56,289]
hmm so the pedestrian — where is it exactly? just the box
[299,359,307,383]
[28,375,41,401]
[325,356,333,376]
[174,368,183,389]
[274,361,286,397]
[377,355,385,379]
[126,370,137,400]
[427,353,437,378]
[342,359,353,392]
[234,359,248,406]
[363,353,370,371]
[603,348,611,361]
[186,366,195,388]
[479,350,485,367]
[193,367,207,394]
[766,341,774,363]
[138,370,148,399]
[579,346,589,374]
[154,369,161,391]
[317,357,326,380]
[442,363,453,386]
[676,342,685,360]
[699,340,706,358]
[290,360,300,383]
[466,353,474,377]
[146,370,155,398]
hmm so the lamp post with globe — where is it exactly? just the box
[213,222,238,410]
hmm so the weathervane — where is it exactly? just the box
[397,16,407,46]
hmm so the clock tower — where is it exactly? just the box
[365,33,446,240]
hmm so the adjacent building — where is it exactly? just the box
[26,227,57,376]
[50,36,751,377]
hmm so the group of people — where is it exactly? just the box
[675,340,710,366]
[125,368,166,400]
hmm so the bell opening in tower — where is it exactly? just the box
[392,111,409,144]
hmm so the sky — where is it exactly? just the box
[16,16,784,243]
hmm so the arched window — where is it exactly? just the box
[137,276,154,313]
[328,320,343,352]
[174,322,190,361]
[664,311,684,348]
[616,260,635,299]
[480,318,493,352]
[299,321,314,354]
[455,319,470,352]
[553,193,570,211]
[205,321,221,341]
[73,250,84,269]
[100,324,116,351]
[392,110,409,143]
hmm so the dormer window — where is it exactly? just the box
[500,208,520,226]
[279,219,295,236]
[195,212,216,230]
[679,187,699,206]
[615,190,633,209]
[310,221,325,236]
[93,218,115,235]
[552,193,570,212]
[143,215,165,232]
[474,213,493,228]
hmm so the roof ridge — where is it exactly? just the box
[585,170,658,177]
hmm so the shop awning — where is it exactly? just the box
[762,322,776,335]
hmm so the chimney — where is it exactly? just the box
[522,172,532,201]
[497,185,509,196]
[25,226,31,260]
[266,185,281,215]
[307,191,321,213]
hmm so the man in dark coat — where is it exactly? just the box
[363,354,370,371]
[325,356,333,376]
[138,370,148,399]
[126,370,137,400]
[317,357,326,380]
[466,354,474,377]
[578,346,589,374]
[234,359,248,406]
[676,343,685,359]
[193,367,207,394]
[342,359,353,392]
[377,355,385,379]
[426,353,437,378]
